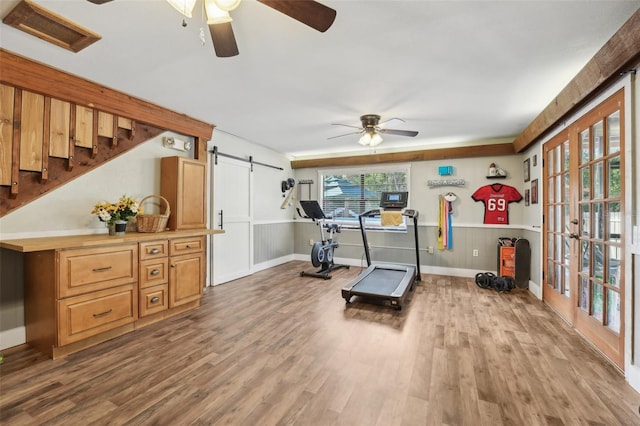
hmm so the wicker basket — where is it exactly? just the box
[136,195,170,233]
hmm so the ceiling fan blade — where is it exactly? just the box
[379,117,405,127]
[331,123,363,130]
[86,0,113,4]
[257,0,336,32]
[328,131,363,140]
[379,129,419,137]
[209,22,239,57]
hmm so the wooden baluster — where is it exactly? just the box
[10,88,21,198]
[91,111,98,158]
[112,115,119,147]
[0,84,14,187]
[68,104,76,171]
[41,96,50,183]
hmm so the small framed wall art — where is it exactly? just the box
[531,179,539,204]
[523,158,530,182]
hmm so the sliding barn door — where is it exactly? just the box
[212,155,253,285]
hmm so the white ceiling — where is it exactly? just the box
[1,0,638,159]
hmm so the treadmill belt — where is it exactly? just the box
[353,268,407,296]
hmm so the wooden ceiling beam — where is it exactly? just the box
[0,49,215,141]
[290,143,514,169]
[512,8,640,152]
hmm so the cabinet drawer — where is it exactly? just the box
[58,245,138,298]
[139,258,168,289]
[140,284,169,317]
[58,284,136,346]
[139,241,168,260]
[170,236,205,256]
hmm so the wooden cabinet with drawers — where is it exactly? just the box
[24,244,139,358]
[7,229,220,359]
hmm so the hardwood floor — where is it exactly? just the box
[2,260,640,425]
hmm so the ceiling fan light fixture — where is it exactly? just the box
[358,133,372,146]
[213,0,241,11]
[166,0,197,18]
[370,132,383,146]
[205,1,232,24]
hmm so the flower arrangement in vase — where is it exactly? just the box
[91,194,141,235]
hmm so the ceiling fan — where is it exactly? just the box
[330,114,419,147]
[86,0,336,58]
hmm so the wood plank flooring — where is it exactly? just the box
[2,260,640,425]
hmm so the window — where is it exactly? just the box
[318,165,410,229]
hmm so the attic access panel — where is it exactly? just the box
[3,0,101,53]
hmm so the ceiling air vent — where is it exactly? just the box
[3,0,101,53]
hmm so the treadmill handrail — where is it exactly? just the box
[358,209,421,280]
[360,208,419,219]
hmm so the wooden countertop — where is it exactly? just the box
[0,229,224,252]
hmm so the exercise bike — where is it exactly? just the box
[298,200,350,280]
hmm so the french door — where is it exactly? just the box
[543,90,624,369]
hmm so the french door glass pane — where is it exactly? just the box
[593,283,604,321]
[581,203,590,237]
[554,146,562,174]
[581,240,590,273]
[581,167,590,200]
[549,149,556,174]
[563,205,570,233]
[606,202,621,241]
[556,175,562,202]
[563,141,570,170]
[563,173,570,202]
[608,156,620,198]
[593,162,604,199]
[548,205,554,232]
[593,202,604,240]
[556,207,562,235]
[608,246,621,288]
[593,121,604,159]
[593,242,605,279]
[606,289,620,333]
[607,111,620,154]
[564,266,570,296]
[556,264,563,293]
[548,179,554,203]
[580,129,590,164]
[580,277,589,311]
[547,260,554,287]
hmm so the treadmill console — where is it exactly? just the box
[380,191,408,210]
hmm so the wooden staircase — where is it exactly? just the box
[0,49,214,218]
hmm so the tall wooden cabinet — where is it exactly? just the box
[161,156,207,231]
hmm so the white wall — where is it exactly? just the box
[0,131,191,239]
[208,132,294,224]
[294,153,529,227]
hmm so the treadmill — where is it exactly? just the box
[342,191,421,310]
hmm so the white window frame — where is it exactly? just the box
[317,163,411,231]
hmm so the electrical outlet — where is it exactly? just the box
[473,249,479,257]
[428,246,434,254]
[309,239,314,246]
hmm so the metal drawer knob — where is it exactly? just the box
[151,269,160,276]
[151,297,160,304]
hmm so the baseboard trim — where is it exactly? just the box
[0,326,26,351]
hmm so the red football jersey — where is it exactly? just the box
[471,184,522,225]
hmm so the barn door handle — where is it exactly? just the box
[218,210,224,230]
